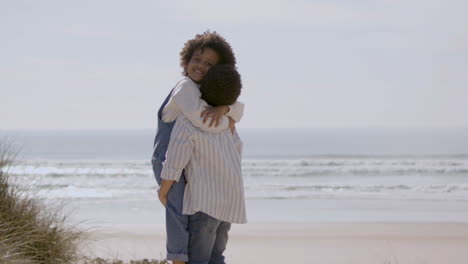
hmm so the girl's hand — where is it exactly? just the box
[201,105,229,127]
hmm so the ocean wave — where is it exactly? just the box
[19,180,468,201]
[8,157,468,201]
[242,168,468,177]
[9,157,468,179]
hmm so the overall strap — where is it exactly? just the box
[158,88,175,120]
[157,78,186,120]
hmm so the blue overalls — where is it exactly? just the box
[152,84,189,262]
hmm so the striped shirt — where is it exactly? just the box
[160,115,247,224]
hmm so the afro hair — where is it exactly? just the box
[199,64,242,107]
[180,31,237,76]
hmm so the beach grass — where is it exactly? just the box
[0,140,85,264]
[0,140,169,264]
[79,258,168,264]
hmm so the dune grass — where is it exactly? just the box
[0,140,85,264]
[80,258,168,264]
[0,140,168,264]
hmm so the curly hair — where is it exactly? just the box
[180,31,237,76]
[199,64,242,107]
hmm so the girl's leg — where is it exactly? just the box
[165,173,189,262]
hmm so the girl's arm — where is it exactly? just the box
[172,79,230,133]
[201,101,245,127]
[226,101,245,123]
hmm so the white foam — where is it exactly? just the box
[9,157,468,201]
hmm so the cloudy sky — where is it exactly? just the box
[1,0,467,129]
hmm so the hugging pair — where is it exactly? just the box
[151,31,247,264]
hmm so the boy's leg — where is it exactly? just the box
[165,173,189,262]
[209,221,231,264]
[188,212,222,264]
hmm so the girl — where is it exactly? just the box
[151,31,244,264]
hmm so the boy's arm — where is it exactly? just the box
[230,121,243,157]
[158,117,194,206]
[233,133,243,157]
[158,179,174,207]
[172,79,230,133]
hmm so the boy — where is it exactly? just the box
[151,31,244,264]
[158,65,247,264]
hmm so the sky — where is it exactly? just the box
[1,0,467,130]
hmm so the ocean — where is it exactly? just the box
[3,128,468,223]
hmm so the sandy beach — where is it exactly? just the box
[59,197,468,264]
[82,222,468,264]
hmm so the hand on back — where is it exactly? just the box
[200,105,229,128]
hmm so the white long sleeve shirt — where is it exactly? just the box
[162,77,244,133]
[160,115,247,224]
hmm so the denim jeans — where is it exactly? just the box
[152,158,189,261]
[188,212,231,264]
[165,173,189,261]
